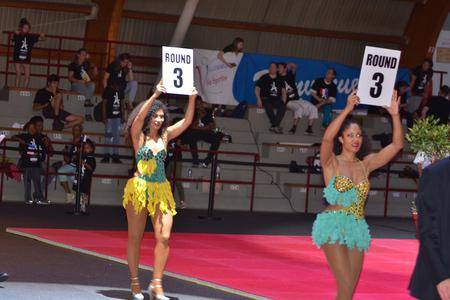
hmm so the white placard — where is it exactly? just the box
[357,46,401,107]
[162,46,194,95]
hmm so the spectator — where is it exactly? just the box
[255,62,287,134]
[408,58,433,116]
[421,85,450,125]
[217,37,244,68]
[12,121,46,205]
[103,52,137,105]
[73,138,96,213]
[181,98,224,167]
[310,68,338,129]
[68,48,98,121]
[29,116,55,188]
[165,118,187,209]
[395,80,414,128]
[13,18,44,88]
[278,62,318,135]
[101,78,125,164]
[33,74,84,131]
[58,124,83,203]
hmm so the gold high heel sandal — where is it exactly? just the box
[149,278,169,300]
[130,277,144,300]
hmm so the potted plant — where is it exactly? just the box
[406,116,450,231]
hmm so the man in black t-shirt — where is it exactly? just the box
[102,53,138,105]
[255,62,287,134]
[407,58,434,114]
[101,79,125,163]
[68,48,98,121]
[278,62,319,135]
[310,68,338,129]
[13,18,45,88]
[421,85,450,125]
[181,98,224,167]
[12,122,45,204]
[33,74,84,131]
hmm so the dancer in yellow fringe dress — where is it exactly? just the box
[123,81,197,300]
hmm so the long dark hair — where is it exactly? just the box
[333,117,370,160]
[125,100,169,142]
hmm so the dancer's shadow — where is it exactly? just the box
[97,290,179,300]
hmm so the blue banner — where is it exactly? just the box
[233,52,409,109]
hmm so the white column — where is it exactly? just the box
[155,0,199,84]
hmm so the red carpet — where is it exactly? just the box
[7,228,417,299]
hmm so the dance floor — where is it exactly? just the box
[7,227,417,300]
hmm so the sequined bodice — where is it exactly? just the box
[135,146,167,183]
[324,175,370,219]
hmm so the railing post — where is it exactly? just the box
[57,38,62,77]
[305,158,312,213]
[384,163,391,217]
[5,32,12,87]
[44,153,50,201]
[46,50,51,78]
[249,154,257,212]
[0,139,6,202]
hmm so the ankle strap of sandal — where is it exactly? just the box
[130,277,139,281]
[152,278,162,282]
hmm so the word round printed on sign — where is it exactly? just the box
[162,46,194,95]
[357,46,401,107]
[164,52,192,64]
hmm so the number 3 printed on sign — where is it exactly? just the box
[370,72,384,98]
[173,67,183,88]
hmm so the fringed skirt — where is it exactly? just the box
[123,177,176,217]
[311,210,371,252]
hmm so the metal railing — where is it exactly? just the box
[1,31,161,88]
[0,138,259,214]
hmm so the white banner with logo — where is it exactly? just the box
[194,49,243,105]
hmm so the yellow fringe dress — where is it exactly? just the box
[123,146,176,216]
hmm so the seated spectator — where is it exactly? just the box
[73,138,96,213]
[181,98,224,167]
[394,80,414,128]
[421,85,450,125]
[33,74,84,131]
[103,52,137,105]
[12,121,47,205]
[165,118,187,209]
[68,48,98,121]
[255,62,287,134]
[407,58,433,116]
[310,68,337,129]
[101,78,125,164]
[58,124,83,203]
[13,18,44,88]
[278,62,318,135]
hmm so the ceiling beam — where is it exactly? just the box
[0,1,407,45]
[0,0,91,14]
[122,11,406,45]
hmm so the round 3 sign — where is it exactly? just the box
[162,46,194,95]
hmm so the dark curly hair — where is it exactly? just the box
[125,100,169,139]
[333,117,370,160]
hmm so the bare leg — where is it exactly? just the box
[52,93,62,118]
[14,63,21,87]
[126,202,148,294]
[23,64,30,88]
[322,243,354,300]
[60,182,70,194]
[64,115,84,128]
[348,247,364,295]
[151,205,173,296]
